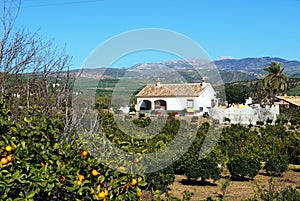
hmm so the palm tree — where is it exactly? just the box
[262,61,288,104]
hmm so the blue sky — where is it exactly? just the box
[12,0,300,69]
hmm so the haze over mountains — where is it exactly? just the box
[74,57,300,83]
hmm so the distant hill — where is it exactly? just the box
[210,57,300,75]
[73,57,300,83]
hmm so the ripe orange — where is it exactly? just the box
[76,180,82,185]
[98,191,105,198]
[91,169,99,176]
[6,155,12,162]
[125,185,130,190]
[81,150,88,157]
[104,189,109,196]
[5,146,12,152]
[130,178,137,186]
[138,191,143,197]
[1,158,8,165]
[78,174,85,181]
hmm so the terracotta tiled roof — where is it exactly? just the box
[276,96,300,107]
[136,83,206,97]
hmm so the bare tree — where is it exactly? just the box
[0,0,76,136]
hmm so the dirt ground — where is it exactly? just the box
[168,169,300,201]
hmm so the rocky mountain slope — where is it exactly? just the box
[74,57,300,83]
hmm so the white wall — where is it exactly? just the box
[136,97,189,111]
[212,105,280,125]
[136,85,216,114]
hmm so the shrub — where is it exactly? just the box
[129,104,136,113]
[264,154,289,176]
[133,116,151,127]
[219,124,261,159]
[138,112,146,119]
[275,114,288,125]
[184,157,221,182]
[145,166,175,194]
[227,154,261,180]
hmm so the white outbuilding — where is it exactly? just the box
[136,79,216,115]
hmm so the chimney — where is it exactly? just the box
[156,78,161,86]
[201,77,207,88]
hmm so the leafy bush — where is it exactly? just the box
[227,154,261,180]
[129,104,136,113]
[275,114,288,125]
[184,157,221,182]
[259,125,300,165]
[146,166,175,194]
[264,154,289,176]
[219,124,261,159]
[0,103,147,200]
[132,116,151,127]
[176,123,221,182]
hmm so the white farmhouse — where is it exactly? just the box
[135,79,216,115]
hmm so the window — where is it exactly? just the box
[199,107,203,112]
[187,99,194,108]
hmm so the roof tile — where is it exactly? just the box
[136,83,205,97]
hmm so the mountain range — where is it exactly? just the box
[73,57,300,83]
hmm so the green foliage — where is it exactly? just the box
[260,125,300,164]
[225,84,250,104]
[146,166,175,194]
[129,104,136,113]
[275,114,288,125]
[223,77,300,105]
[132,117,151,128]
[287,84,300,96]
[220,177,231,199]
[227,154,261,180]
[219,124,261,159]
[262,61,288,104]
[0,102,146,200]
[246,178,300,201]
[184,157,221,182]
[162,190,193,201]
[264,154,289,176]
[138,112,146,119]
[175,123,222,182]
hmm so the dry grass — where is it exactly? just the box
[168,169,300,201]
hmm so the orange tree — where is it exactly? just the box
[96,110,179,193]
[174,123,223,183]
[0,100,147,200]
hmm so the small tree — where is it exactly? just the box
[184,157,221,182]
[264,154,289,176]
[227,154,261,180]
